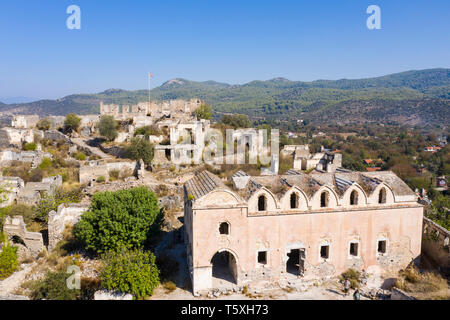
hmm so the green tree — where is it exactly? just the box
[194,104,213,120]
[100,248,160,299]
[221,114,252,128]
[125,137,155,165]
[36,118,52,131]
[74,187,161,254]
[64,113,81,133]
[98,115,118,141]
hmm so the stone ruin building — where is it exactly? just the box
[183,168,423,294]
[100,98,202,121]
[282,144,342,172]
[0,175,63,208]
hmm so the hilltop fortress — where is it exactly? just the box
[100,98,203,121]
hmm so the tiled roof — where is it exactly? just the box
[184,169,417,201]
[184,170,225,200]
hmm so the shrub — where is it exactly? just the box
[96,176,106,183]
[0,243,19,280]
[134,125,161,138]
[74,152,86,161]
[98,115,118,141]
[402,266,421,283]
[125,137,154,165]
[193,104,213,120]
[64,113,81,133]
[100,249,160,299]
[34,186,82,223]
[109,170,119,181]
[163,281,177,293]
[74,187,161,254]
[340,269,361,289]
[37,118,52,131]
[23,142,37,151]
[29,269,81,300]
[39,157,52,170]
[8,204,34,226]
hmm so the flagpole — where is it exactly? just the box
[148,73,151,106]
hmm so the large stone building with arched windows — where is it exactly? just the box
[183,168,423,294]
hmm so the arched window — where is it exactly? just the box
[350,190,358,206]
[290,192,299,209]
[378,188,386,204]
[219,222,229,235]
[258,195,266,211]
[320,191,329,208]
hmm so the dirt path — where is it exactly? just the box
[0,262,36,296]
[71,137,112,159]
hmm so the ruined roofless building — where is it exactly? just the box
[183,168,423,294]
[99,98,203,121]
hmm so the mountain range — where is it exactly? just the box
[0,68,449,127]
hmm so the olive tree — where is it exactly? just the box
[64,113,81,133]
[98,115,118,141]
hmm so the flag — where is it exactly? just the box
[149,73,153,78]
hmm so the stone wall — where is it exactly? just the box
[11,115,39,129]
[0,150,52,168]
[0,177,24,208]
[422,217,450,272]
[100,99,202,121]
[16,175,62,206]
[79,160,137,184]
[48,203,89,251]
[43,130,72,144]
[2,216,44,258]
[0,128,34,148]
[391,288,417,300]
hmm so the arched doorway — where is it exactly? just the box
[211,250,238,286]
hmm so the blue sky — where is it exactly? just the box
[0,0,449,101]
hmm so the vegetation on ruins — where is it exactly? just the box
[36,118,52,131]
[74,187,162,254]
[100,248,160,299]
[0,240,19,280]
[134,125,162,138]
[395,265,449,299]
[98,115,118,141]
[28,269,82,300]
[194,103,213,120]
[73,151,86,161]
[34,186,82,224]
[220,114,252,129]
[63,113,81,133]
[340,269,361,289]
[124,137,155,166]
[23,142,37,151]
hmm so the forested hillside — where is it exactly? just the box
[0,68,448,128]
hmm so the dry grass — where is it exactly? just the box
[163,281,177,293]
[395,266,450,299]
